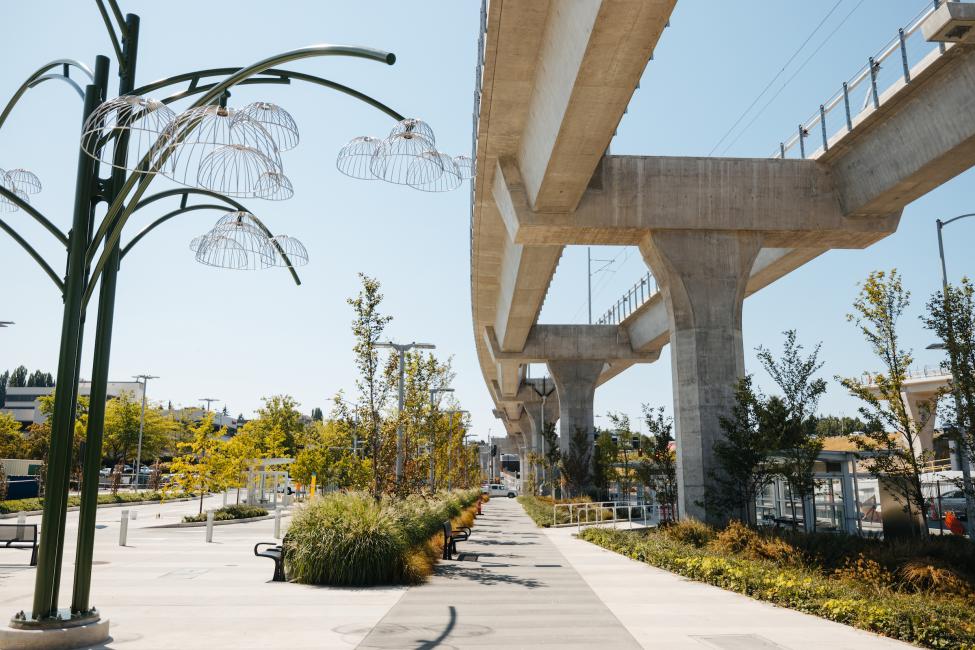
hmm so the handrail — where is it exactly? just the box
[595,272,658,325]
[773,3,947,160]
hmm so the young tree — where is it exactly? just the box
[591,430,618,500]
[756,330,828,530]
[0,411,23,458]
[922,277,975,530]
[606,412,639,502]
[841,270,932,538]
[639,405,678,521]
[348,273,395,499]
[169,413,229,514]
[103,390,177,466]
[560,428,592,498]
[246,395,303,456]
[541,421,560,496]
[706,376,782,525]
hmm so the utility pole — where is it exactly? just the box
[199,397,219,412]
[588,247,613,324]
[132,374,158,489]
[377,341,435,484]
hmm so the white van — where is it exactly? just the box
[481,483,517,498]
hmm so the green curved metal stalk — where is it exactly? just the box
[131,67,404,121]
[0,216,64,292]
[120,204,237,258]
[87,44,397,292]
[0,59,94,130]
[93,0,124,66]
[0,186,69,246]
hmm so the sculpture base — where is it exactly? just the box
[2,610,109,650]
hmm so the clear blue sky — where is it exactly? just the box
[2,1,972,441]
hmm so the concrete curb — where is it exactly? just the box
[0,496,199,519]
[151,512,292,529]
[0,618,110,650]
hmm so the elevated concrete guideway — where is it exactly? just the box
[471,1,975,521]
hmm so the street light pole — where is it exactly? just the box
[200,397,219,412]
[132,374,158,488]
[934,214,975,534]
[377,341,435,485]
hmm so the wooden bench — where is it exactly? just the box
[253,542,285,582]
[441,521,471,560]
[0,523,38,566]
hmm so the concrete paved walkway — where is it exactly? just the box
[358,497,640,649]
[544,522,913,650]
[0,496,916,649]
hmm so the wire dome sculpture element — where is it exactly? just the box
[336,136,382,180]
[196,145,280,198]
[237,102,299,152]
[389,118,436,145]
[195,213,275,270]
[164,105,283,194]
[0,187,29,213]
[194,234,257,270]
[5,169,42,194]
[188,234,204,252]
[81,95,177,173]
[268,235,309,267]
[453,155,474,180]
[254,171,294,201]
[408,151,462,192]
[370,132,435,185]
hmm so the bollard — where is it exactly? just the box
[273,507,282,539]
[222,490,228,507]
[205,509,215,543]
[16,513,26,538]
[283,490,291,507]
[130,509,137,520]
[119,510,129,546]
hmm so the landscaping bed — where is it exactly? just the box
[579,521,975,649]
[0,491,191,515]
[182,504,268,523]
[284,489,481,586]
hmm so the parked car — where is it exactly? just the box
[481,483,517,498]
[927,488,969,521]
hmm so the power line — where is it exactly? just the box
[718,0,867,156]
[707,0,846,156]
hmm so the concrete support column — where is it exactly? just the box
[902,394,937,455]
[547,360,605,455]
[640,230,763,524]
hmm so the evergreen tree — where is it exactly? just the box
[8,366,28,388]
[310,407,324,422]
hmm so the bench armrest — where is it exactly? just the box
[254,542,281,556]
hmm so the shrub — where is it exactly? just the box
[182,504,267,523]
[898,560,972,597]
[0,490,188,514]
[580,526,975,649]
[284,489,480,586]
[659,518,715,548]
[709,521,796,563]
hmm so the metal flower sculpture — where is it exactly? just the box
[194,210,275,269]
[0,168,37,212]
[336,136,382,180]
[254,171,294,201]
[237,102,299,152]
[370,131,435,185]
[268,234,309,267]
[453,155,474,180]
[408,151,461,192]
[164,105,282,195]
[81,95,176,172]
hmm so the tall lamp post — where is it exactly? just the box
[0,0,470,635]
[377,341,435,484]
[132,373,157,488]
[200,397,219,412]
[934,214,975,533]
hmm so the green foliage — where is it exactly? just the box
[707,376,781,524]
[103,390,178,465]
[168,413,228,514]
[814,414,875,437]
[7,366,28,388]
[560,428,592,498]
[0,412,23,458]
[284,489,480,586]
[291,419,370,489]
[182,504,267,523]
[591,430,617,499]
[841,270,934,537]
[659,518,715,548]
[580,525,975,649]
[0,490,187,514]
[638,405,678,519]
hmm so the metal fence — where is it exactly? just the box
[552,500,662,530]
[773,1,950,160]
[596,273,658,325]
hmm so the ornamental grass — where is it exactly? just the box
[284,489,480,587]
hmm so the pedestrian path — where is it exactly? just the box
[357,497,641,649]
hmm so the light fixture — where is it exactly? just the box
[268,235,309,267]
[254,171,294,201]
[370,132,435,185]
[336,136,382,180]
[195,144,279,198]
[408,151,461,192]
[237,102,299,152]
